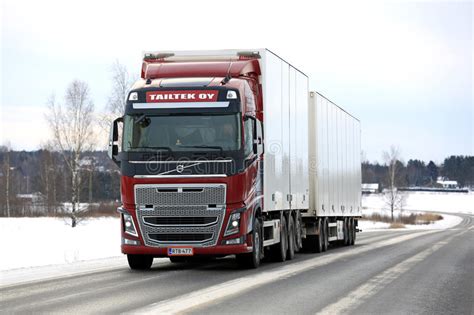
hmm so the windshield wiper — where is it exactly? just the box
[130,146,172,153]
[179,145,224,154]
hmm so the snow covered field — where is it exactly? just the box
[0,217,121,271]
[359,191,473,231]
[0,192,471,274]
[362,191,474,214]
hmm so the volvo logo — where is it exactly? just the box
[176,164,185,173]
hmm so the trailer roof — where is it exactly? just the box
[313,91,360,122]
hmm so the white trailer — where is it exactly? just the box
[258,50,361,254]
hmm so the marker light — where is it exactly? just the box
[128,92,138,101]
[226,91,237,99]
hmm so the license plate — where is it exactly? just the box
[168,247,194,256]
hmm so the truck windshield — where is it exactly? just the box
[123,114,241,152]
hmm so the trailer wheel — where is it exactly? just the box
[127,254,153,270]
[295,212,303,252]
[322,218,328,252]
[287,215,296,260]
[343,218,350,246]
[270,215,288,262]
[352,219,357,245]
[302,219,323,253]
[236,217,262,269]
[350,218,355,245]
[348,218,354,246]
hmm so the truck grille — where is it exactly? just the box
[144,216,217,226]
[149,233,213,242]
[134,184,226,247]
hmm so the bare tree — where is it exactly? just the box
[1,143,12,217]
[46,80,95,227]
[38,142,59,214]
[99,61,133,133]
[383,145,405,221]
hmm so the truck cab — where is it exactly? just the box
[109,51,265,269]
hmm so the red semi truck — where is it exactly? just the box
[108,49,361,270]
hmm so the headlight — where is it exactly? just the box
[224,212,241,236]
[123,213,138,237]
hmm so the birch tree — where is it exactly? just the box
[1,143,12,217]
[46,80,95,227]
[383,145,405,221]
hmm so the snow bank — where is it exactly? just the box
[358,220,391,230]
[360,191,470,231]
[0,217,121,271]
[362,191,474,214]
[358,213,463,232]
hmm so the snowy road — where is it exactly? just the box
[0,212,472,314]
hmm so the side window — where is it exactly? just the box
[244,119,253,156]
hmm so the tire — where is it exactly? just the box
[348,218,354,246]
[270,215,288,262]
[236,217,262,269]
[302,219,323,253]
[127,254,153,270]
[169,256,188,263]
[350,218,356,245]
[295,212,303,252]
[287,215,296,260]
[352,219,357,245]
[343,218,350,246]
[322,218,328,252]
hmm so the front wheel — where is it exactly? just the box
[270,215,288,262]
[236,217,262,269]
[127,254,153,270]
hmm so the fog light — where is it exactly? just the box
[122,238,140,246]
[225,237,242,245]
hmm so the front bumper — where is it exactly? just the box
[122,243,252,257]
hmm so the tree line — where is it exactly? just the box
[362,154,474,190]
[0,148,120,218]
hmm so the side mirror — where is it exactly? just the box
[108,117,123,166]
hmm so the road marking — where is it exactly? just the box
[133,230,438,315]
[315,229,469,315]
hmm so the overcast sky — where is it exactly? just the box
[1,0,472,163]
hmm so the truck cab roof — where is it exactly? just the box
[141,59,261,80]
